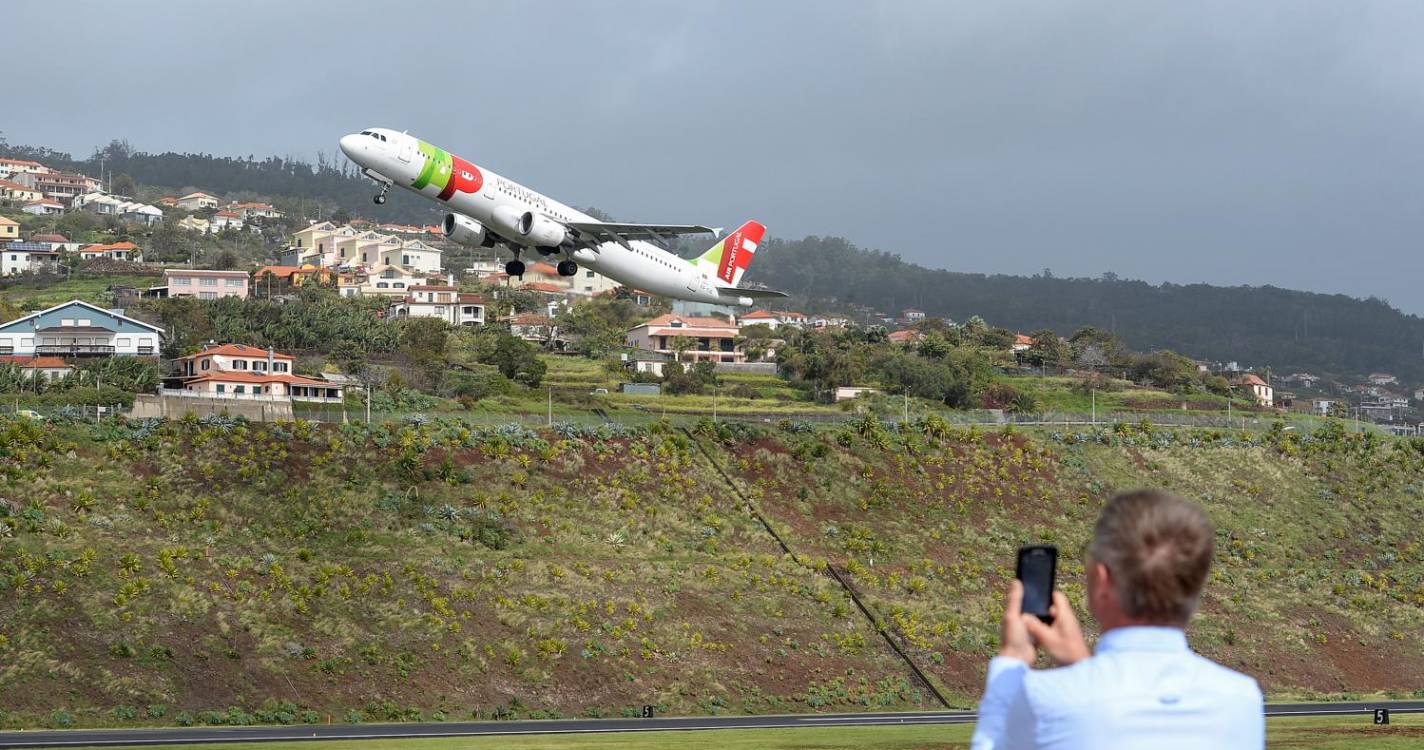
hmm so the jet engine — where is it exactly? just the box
[442,213,491,247]
[518,211,569,248]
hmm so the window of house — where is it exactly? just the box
[254,360,267,371]
[234,360,247,370]
[200,278,217,286]
[225,278,242,287]
[201,359,210,370]
[61,319,74,326]
[116,337,130,347]
[216,384,226,393]
[274,362,288,373]
[235,385,245,394]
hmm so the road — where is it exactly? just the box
[0,701,1418,747]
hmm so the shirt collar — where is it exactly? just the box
[1095,626,1189,654]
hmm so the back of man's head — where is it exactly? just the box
[1089,489,1215,626]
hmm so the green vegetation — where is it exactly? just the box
[1,415,1421,729]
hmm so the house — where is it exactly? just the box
[177,216,211,233]
[1236,373,1274,407]
[1415,387,1424,402]
[0,300,163,357]
[229,202,283,219]
[739,310,783,329]
[1310,398,1336,416]
[285,221,361,267]
[387,286,485,326]
[80,242,141,262]
[175,192,219,210]
[22,198,64,215]
[173,343,343,403]
[834,386,882,402]
[888,329,923,344]
[157,196,180,207]
[1,243,60,275]
[253,265,336,289]
[9,171,101,204]
[903,308,926,323]
[165,269,250,300]
[360,264,431,297]
[508,313,556,344]
[0,356,73,381]
[0,178,44,204]
[0,216,17,243]
[30,234,81,253]
[1367,373,1399,386]
[810,315,851,329]
[0,158,48,179]
[625,314,743,364]
[210,210,245,232]
[73,193,163,225]
[1011,333,1034,353]
[623,349,672,378]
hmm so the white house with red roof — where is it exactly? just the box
[80,242,141,262]
[388,285,485,326]
[0,158,49,179]
[21,198,65,215]
[173,343,342,403]
[175,192,219,211]
[1236,373,1274,407]
[0,356,73,381]
[210,210,245,232]
[626,314,743,363]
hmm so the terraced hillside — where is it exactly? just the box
[0,416,1421,729]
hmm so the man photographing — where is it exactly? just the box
[971,489,1263,749]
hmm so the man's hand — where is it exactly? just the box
[998,580,1036,663]
[1023,590,1091,666]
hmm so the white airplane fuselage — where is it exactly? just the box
[339,128,755,306]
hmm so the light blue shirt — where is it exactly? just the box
[971,626,1263,749]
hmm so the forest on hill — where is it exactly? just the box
[752,236,1424,381]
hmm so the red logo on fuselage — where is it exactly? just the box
[438,155,483,201]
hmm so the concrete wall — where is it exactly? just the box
[130,394,295,422]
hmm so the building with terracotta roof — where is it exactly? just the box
[164,269,250,300]
[228,202,283,219]
[22,198,65,216]
[172,343,342,403]
[0,158,49,179]
[388,286,485,327]
[80,242,141,262]
[1011,333,1035,352]
[508,312,556,344]
[0,178,43,205]
[210,210,245,232]
[175,192,219,210]
[254,265,336,288]
[0,356,73,381]
[626,314,743,363]
[1236,373,1274,407]
[9,171,100,204]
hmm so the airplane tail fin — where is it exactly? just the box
[693,220,765,287]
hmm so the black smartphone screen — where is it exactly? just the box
[1016,545,1057,623]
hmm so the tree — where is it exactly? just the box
[489,333,546,387]
[668,335,694,362]
[1024,329,1069,369]
[111,173,137,197]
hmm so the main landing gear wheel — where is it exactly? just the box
[505,260,526,278]
[557,260,578,277]
[373,185,389,205]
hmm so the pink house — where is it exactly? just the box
[165,269,250,299]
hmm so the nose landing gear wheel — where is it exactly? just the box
[556,260,578,277]
[505,260,526,278]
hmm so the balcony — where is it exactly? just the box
[36,344,116,356]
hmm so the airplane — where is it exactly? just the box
[337,128,786,307]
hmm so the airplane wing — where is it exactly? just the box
[566,221,721,249]
[716,286,788,299]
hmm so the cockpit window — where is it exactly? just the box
[360,130,371,135]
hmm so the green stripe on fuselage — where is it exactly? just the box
[411,141,450,191]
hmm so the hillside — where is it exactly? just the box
[753,236,1424,382]
[1,416,1422,729]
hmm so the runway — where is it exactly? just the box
[0,701,1418,747]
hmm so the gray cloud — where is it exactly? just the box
[8,0,1423,311]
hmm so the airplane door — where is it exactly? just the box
[685,266,701,293]
[397,135,413,163]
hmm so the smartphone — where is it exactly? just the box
[1016,545,1058,624]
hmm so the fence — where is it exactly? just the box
[0,401,126,422]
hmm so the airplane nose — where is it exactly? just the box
[339,134,362,160]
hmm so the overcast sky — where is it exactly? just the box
[8,1,1424,312]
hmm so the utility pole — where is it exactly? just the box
[365,380,371,423]
[903,391,909,424]
[547,387,552,427]
[1091,387,1096,425]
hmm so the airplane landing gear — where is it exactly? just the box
[373,184,389,205]
[557,260,578,277]
[505,259,526,278]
